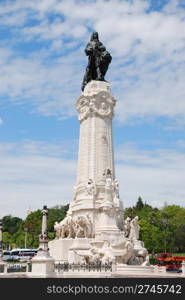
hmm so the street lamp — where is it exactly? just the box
[24,227,28,249]
[0,220,3,260]
[30,229,35,248]
[161,214,168,253]
[149,214,156,258]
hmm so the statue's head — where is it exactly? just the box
[90,31,99,41]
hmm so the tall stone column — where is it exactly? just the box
[31,206,55,276]
[39,205,49,253]
[68,80,123,240]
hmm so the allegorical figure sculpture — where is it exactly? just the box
[85,178,96,197]
[81,31,112,91]
[128,216,140,240]
[54,215,93,239]
[124,217,131,238]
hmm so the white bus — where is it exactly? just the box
[10,249,37,261]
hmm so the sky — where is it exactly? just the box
[0,0,185,218]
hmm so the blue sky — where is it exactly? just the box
[0,0,185,218]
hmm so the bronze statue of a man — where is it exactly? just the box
[81,32,112,91]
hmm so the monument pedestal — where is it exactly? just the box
[68,238,93,263]
[0,261,7,274]
[49,239,74,262]
[113,264,155,275]
[31,256,55,276]
[32,244,55,276]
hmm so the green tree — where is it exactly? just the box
[174,225,185,252]
[2,215,23,234]
[135,197,144,210]
[2,232,12,249]
[47,205,69,232]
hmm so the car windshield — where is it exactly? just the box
[3,251,10,255]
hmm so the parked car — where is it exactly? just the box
[3,251,12,261]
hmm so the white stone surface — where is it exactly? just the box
[83,80,112,96]
[153,265,166,274]
[182,261,185,275]
[68,238,93,263]
[31,257,55,276]
[49,238,74,262]
[115,264,155,274]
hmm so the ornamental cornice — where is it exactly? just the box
[76,91,117,122]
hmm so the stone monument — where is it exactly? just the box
[49,32,150,269]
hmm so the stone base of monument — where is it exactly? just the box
[68,238,93,263]
[49,238,95,263]
[0,261,7,273]
[49,238,74,262]
[113,264,155,276]
[31,249,55,277]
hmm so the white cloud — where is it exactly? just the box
[0,0,184,124]
[0,140,184,218]
[116,144,185,208]
[0,46,83,117]
[0,141,77,218]
[0,118,4,125]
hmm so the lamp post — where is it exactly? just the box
[0,220,3,260]
[30,229,35,248]
[148,212,157,259]
[24,227,28,249]
[161,214,168,253]
[150,217,155,258]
